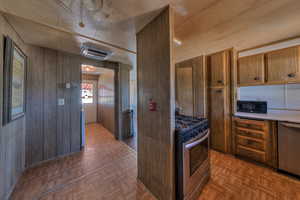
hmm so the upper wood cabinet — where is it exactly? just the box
[237,54,265,86]
[208,51,228,87]
[266,46,300,84]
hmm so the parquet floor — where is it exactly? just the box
[11,123,300,200]
[123,135,137,151]
[10,124,156,200]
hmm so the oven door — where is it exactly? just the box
[183,130,210,197]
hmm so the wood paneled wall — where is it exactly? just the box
[119,64,131,139]
[98,71,115,134]
[0,14,27,200]
[137,7,175,200]
[175,56,206,117]
[26,47,82,166]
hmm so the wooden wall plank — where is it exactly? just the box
[70,55,81,152]
[98,70,115,134]
[26,46,45,166]
[119,65,131,139]
[56,52,71,155]
[43,48,57,160]
[137,6,175,200]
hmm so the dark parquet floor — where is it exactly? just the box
[11,123,300,200]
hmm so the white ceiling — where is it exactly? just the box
[1,0,300,64]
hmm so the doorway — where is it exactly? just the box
[81,64,116,138]
[82,80,98,124]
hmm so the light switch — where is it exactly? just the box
[66,83,71,89]
[58,98,65,106]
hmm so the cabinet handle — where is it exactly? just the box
[288,73,296,78]
[254,77,260,81]
[217,80,223,84]
[216,89,222,93]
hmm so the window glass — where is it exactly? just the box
[81,83,94,104]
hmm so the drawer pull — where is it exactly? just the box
[288,73,296,78]
[217,80,223,84]
[254,77,260,81]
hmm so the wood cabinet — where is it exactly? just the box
[207,51,227,87]
[237,54,265,86]
[207,50,231,153]
[176,56,206,117]
[233,117,278,168]
[237,45,300,86]
[266,46,300,84]
[208,88,229,152]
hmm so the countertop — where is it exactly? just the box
[234,110,300,124]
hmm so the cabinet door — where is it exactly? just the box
[208,51,227,87]
[266,47,300,84]
[209,88,227,152]
[176,66,194,116]
[238,54,265,86]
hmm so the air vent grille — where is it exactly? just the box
[81,45,112,60]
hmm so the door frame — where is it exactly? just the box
[80,58,122,140]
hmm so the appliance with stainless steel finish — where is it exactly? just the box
[278,122,300,176]
[237,100,267,114]
[175,114,210,200]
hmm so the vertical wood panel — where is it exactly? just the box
[26,46,44,166]
[56,52,65,155]
[57,52,71,155]
[70,55,81,152]
[137,6,175,200]
[43,48,57,159]
[193,56,206,117]
[119,65,131,139]
[98,71,115,134]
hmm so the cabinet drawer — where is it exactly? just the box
[236,145,266,163]
[236,127,265,140]
[235,118,266,131]
[236,135,265,151]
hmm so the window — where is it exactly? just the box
[81,83,94,104]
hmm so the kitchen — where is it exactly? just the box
[175,37,300,199]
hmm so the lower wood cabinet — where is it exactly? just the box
[209,88,230,152]
[232,117,278,168]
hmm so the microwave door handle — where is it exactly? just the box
[185,131,210,149]
[280,122,300,129]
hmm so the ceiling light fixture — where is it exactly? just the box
[79,0,85,28]
[173,38,182,46]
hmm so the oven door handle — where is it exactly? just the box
[185,130,210,149]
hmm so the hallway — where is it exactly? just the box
[10,124,155,200]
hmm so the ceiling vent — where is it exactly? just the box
[80,45,112,60]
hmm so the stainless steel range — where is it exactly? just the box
[175,114,210,200]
